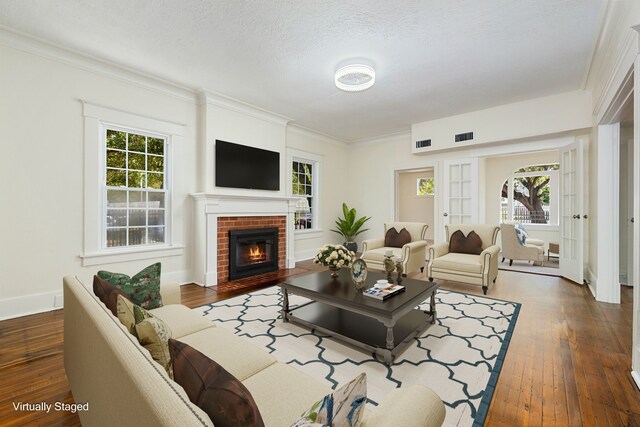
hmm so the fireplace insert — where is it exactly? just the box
[228,228,278,280]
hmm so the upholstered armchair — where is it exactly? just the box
[500,222,545,266]
[361,222,429,275]
[427,224,500,294]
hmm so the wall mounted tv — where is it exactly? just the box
[215,140,280,191]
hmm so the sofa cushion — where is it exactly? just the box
[149,304,214,339]
[169,339,265,427]
[137,317,173,378]
[177,327,276,381]
[362,247,403,263]
[93,275,133,316]
[97,262,163,310]
[384,227,411,248]
[243,363,331,427]
[116,294,153,339]
[292,372,367,427]
[430,253,483,274]
[449,230,483,255]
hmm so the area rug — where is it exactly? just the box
[193,286,520,427]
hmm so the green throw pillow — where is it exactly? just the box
[97,262,162,310]
[116,294,153,339]
[292,373,367,427]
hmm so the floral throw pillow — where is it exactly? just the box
[137,317,173,378]
[514,224,528,246]
[116,294,153,339]
[97,262,162,310]
[292,373,367,427]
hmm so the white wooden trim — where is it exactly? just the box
[80,245,185,267]
[632,45,640,382]
[632,370,640,391]
[596,124,621,302]
[0,291,63,321]
[199,90,291,126]
[0,26,196,103]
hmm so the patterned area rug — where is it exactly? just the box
[194,286,520,427]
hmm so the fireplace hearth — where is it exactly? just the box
[228,228,279,280]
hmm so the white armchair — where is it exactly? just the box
[500,222,545,266]
[427,224,501,295]
[361,222,429,275]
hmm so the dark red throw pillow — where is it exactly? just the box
[449,230,483,255]
[384,227,412,248]
[93,275,133,316]
[169,339,265,427]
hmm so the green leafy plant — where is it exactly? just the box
[331,203,371,242]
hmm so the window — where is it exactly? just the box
[417,177,435,196]
[82,102,184,266]
[292,159,316,230]
[104,127,168,248]
[501,164,559,225]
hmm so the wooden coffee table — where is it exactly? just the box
[278,269,438,365]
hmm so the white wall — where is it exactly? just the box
[412,91,592,153]
[201,91,289,197]
[0,42,198,319]
[484,151,561,250]
[397,170,435,240]
[285,126,349,260]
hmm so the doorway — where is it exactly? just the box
[396,168,435,245]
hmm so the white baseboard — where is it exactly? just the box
[632,370,640,391]
[295,248,317,262]
[0,291,63,321]
[586,268,597,298]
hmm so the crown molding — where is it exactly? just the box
[349,130,411,148]
[0,25,197,103]
[286,124,348,147]
[198,89,292,126]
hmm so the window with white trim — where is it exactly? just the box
[81,102,184,266]
[292,159,317,230]
[501,164,559,225]
[103,126,168,248]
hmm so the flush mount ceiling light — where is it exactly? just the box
[334,64,375,92]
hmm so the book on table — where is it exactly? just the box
[364,284,406,300]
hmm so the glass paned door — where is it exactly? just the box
[559,141,584,284]
[443,159,478,226]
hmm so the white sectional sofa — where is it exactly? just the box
[63,275,446,427]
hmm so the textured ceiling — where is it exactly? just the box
[0,0,604,141]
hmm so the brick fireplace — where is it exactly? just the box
[217,216,286,282]
[191,194,297,286]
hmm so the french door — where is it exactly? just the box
[443,159,478,228]
[559,140,585,283]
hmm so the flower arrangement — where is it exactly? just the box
[314,244,355,277]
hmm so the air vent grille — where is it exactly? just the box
[454,132,474,142]
[416,139,431,148]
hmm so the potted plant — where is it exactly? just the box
[331,203,371,253]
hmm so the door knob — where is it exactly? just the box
[583,215,588,219]
[632,218,635,223]
[573,214,580,219]
[443,213,448,217]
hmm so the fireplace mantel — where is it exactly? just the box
[190,193,298,286]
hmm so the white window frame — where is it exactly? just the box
[287,149,322,235]
[101,124,169,249]
[81,102,184,266]
[502,169,559,228]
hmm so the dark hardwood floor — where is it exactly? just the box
[0,262,638,426]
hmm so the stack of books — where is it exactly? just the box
[364,284,405,300]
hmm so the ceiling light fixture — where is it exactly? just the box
[334,64,375,92]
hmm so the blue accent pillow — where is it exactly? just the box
[514,224,528,246]
[292,373,367,427]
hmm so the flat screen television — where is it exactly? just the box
[215,140,280,191]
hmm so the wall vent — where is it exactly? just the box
[415,139,431,148]
[454,131,474,142]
